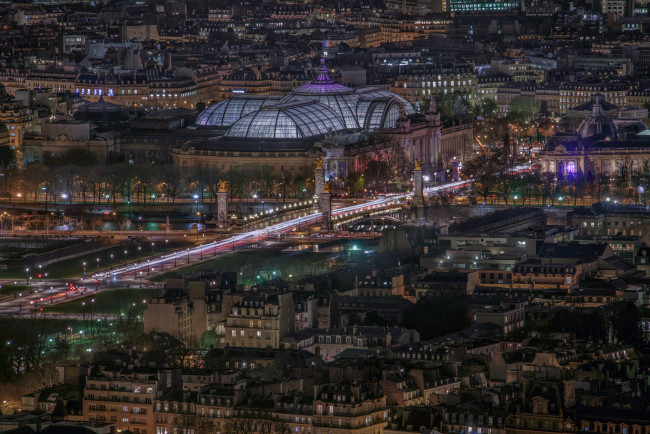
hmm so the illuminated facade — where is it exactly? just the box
[539,95,649,178]
[0,88,32,156]
[446,0,522,12]
[176,60,473,180]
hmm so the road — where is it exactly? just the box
[0,167,534,315]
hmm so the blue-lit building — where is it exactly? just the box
[540,94,649,179]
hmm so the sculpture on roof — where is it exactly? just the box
[428,96,437,114]
[217,180,229,192]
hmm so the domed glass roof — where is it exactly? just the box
[207,60,417,137]
[577,95,617,141]
[280,58,359,129]
[195,95,282,127]
[224,100,346,139]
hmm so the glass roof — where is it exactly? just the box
[281,92,359,129]
[195,95,282,127]
[355,88,415,115]
[200,61,418,138]
[224,101,346,139]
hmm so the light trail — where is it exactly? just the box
[102,163,538,281]
[0,164,539,314]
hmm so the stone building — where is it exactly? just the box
[539,95,649,178]
[224,292,295,349]
[83,367,163,433]
[174,59,473,181]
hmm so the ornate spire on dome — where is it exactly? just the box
[312,58,334,85]
[592,94,604,116]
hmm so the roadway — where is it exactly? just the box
[0,168,533,315]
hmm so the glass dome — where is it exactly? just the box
[224,100,346,139]
[195,95,282,127]
[280,59,359,129]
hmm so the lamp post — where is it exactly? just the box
[196,212,200,242]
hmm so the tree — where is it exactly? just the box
[346,172,366,193]
[481,98,499,119]
[160,165,184,203]
[23,163,51,202]
[360,136,409,190]
[508,97,538,126]
[198,329,220,351]
[0,146,15,169]
[540,172,558,206]
[607,302,643,347]
[463,146,508,204]
[496,172,515,205]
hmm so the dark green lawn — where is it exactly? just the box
[150,249,337,285]
[39,287,163,315]
[0,284,29,298]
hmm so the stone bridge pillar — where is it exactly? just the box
[314,158,325,207]
[217,181,229,229]
[320,182,333,232]
[413,159,424,207]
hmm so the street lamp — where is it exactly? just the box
[196,212,200,241]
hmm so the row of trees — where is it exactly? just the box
[1,162,316,205]
[1,133,420,204]
[464,146,650,205]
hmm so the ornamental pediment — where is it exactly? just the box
[553,145,567,154]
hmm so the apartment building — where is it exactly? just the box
[144,281,209,344]
[0,66,223,109]
[490,59,545,83]
[391,63,478,107]
[83,367,163,434]
[471,302,526,335]
[313,384,388,434]
[0,90,33,153]
[224,292,295,349]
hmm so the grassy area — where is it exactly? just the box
[150,249,341,286]
[39,287,163,315]
[0,244,176,280]
[0,284,29,298]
